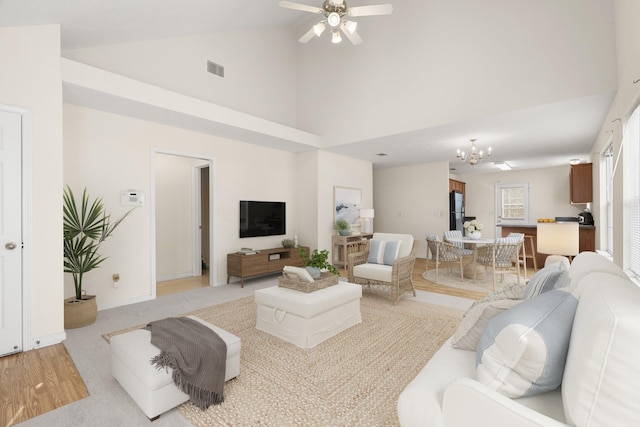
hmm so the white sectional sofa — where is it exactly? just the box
[397,251,640,427]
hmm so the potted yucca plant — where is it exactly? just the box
[63,186,134,328]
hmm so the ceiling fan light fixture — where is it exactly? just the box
[327,11,341,27]
[343,20,358,34]
[331,29,342,43]
[313,21,326,36]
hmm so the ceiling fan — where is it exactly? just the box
[279,0,393,45]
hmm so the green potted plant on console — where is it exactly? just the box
[63,186,134,328]
[335,218,350,236]
[297,246,338,278]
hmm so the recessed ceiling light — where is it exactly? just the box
[376,153,388,157]
[569,159,580,165]
[494,161,511,171]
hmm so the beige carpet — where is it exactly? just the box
[422,267,523,293]
[106,293,463,426]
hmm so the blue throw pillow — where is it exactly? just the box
[476,289,578,398]
[382,240,402,265]
[367,239,384,264]
[367,239,402,265]
[524,262,570,299]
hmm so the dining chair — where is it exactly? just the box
[426,236,464,283]
[442,230,474,257]
[475,241,522,290]
[500,233,526,277]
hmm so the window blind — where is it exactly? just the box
[624,106,640,277]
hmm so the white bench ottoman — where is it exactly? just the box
[110,315,241,419]
[254,282,362,349]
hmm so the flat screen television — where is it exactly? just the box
[239,200,286,238]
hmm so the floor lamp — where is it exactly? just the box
[537,222,579,268]
[360,209,375,234]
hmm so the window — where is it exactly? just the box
[623,105,640,277]
[603,144,614,255]
[496,182,530,225]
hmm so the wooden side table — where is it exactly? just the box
[332,234,373,269]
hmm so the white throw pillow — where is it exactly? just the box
[451,299,521,350]
[524,262,570,299]
[468,283,527,312]
[476,289,578,398]
[282,265,314,283]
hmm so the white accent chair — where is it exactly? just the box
[347,232,418,305]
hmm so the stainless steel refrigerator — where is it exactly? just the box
[449,191,464,231]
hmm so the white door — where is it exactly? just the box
[0,110,23,356]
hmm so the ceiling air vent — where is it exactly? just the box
[207,60,225,78]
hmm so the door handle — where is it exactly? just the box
[5,242,17,250]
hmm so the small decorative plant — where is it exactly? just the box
[281,238,295,248]
[335,218,350,236]
[297,246,338,275]
[463,219,483,233]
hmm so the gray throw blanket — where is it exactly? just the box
[145,317,227,410]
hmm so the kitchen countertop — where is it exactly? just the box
[498,224,595,229]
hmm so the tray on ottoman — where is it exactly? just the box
[279,271,339,293]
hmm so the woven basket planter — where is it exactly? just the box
[278,271,339,293]
[64,295,97,329]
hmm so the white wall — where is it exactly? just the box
[317,151,373,259]
[0,25,64,347]
[296,0,616,146]
[293,150,373,259]
[63,103,300,310]
[62,27,299,128]
[373,162,450,258]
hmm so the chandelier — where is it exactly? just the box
[456,139,492,166]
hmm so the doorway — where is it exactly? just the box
[152,150,215,297]
[0,107,27,356]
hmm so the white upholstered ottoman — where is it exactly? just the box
[110,315,241,419]
[254,282,362,349]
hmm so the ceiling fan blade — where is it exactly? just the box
[298,26,317,43]
[279,1,323,14]
[340,26,363,45]
[347,4,393,17]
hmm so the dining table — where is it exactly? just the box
[445,236,495,280]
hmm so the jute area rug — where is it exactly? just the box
[422,268,522,293]
[104,293,463,426]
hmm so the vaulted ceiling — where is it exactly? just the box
[0,0,618,173]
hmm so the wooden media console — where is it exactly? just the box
[227,246,309,287]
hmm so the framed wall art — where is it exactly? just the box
[334,186,361,224]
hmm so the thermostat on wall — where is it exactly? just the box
[121,190,145,206]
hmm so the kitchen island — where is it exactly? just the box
[500,224,596,268]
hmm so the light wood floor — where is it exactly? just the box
[0,343,89,427]
[156,260,490,300]
[3,260,484,425]
[156,271,211,297]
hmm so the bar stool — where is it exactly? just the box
[519,235,537,278]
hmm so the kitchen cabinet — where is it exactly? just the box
[570,163,592,204]
[449,179,465,199]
